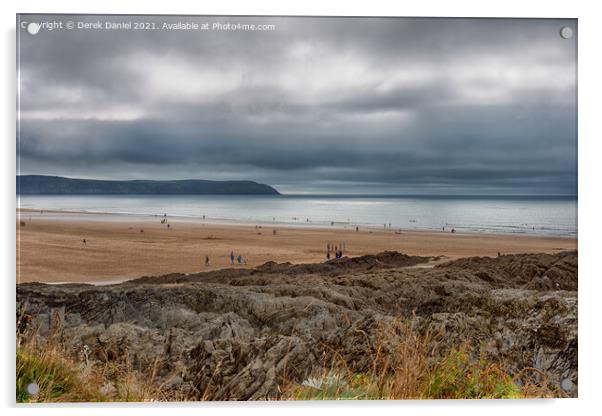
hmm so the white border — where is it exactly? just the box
[3,1,601,415]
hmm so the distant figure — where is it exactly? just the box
[140,229,144,233]
[442,226,445,231]
[167,223,170,229]
[203,215,206,220]
[356,226,359,232]
[497,252,501,257]
[451,228,456,233]
[237,255,242,264]
[331,221,334,226]
[273,229,277,235]
[327,251,330,260]
[205,256,210,266]
[82,238,86,245]
[327,243,330,253]
[230,251,235,265]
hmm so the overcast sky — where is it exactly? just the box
[17,15,577,195]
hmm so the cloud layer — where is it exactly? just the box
[17,16,577,194]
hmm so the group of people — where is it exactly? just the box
[326,242,345,260]
[229,251,247,265]
[202,251,248,267]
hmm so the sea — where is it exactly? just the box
[17,194,577,237]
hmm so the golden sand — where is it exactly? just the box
[16,210,576,283]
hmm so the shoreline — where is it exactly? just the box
[17,207,577,239]
[17,209,577,284]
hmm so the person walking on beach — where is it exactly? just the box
[82,238,86,246]
[205,256,210,267]
[237,255,242,264]
[230,251,235,265]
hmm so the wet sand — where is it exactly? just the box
[16,210,577,283]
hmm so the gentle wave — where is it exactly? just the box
[17,194,577,237]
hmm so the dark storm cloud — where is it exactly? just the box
[17,15,577,194]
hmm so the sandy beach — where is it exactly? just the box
[15,209,577,284]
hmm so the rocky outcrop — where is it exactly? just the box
[16,251,578,399]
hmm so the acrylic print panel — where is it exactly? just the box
[16,15,577,402]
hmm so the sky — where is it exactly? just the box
[17,15,577,195]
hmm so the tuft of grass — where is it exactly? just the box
[16,315,177,403]
[16,341,169,402]
[16,347,79,402]
[285,318,434,400]
[424,343,520,399]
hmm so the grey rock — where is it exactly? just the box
[17,251,578,399]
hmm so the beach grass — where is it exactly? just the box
[16,312,169,403]
[16,315,558,402]
[283,319,557,400]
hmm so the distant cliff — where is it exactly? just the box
[17,175,280,195]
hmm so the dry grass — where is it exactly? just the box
[282,318,559,400]
[16,310,179,403]
[16,311,560,402]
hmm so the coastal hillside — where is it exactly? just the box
[16,175,280,195]
[17,251,577,401]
